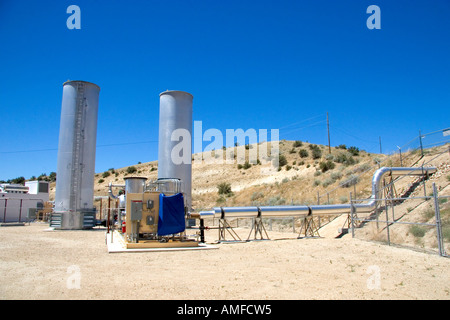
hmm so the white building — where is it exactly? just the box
[0,181,50,223]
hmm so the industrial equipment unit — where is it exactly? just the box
[108,177,199,249]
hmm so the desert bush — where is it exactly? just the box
[102,171,110,178]
[312,148,322,159]
[322,178,334,188]
[267,196,286,206]
[278,154,287,167]
[216,196,226,204]
[217,182,232,196]
[339,196,348,203]
[319,160,335,173]
[341,174,359,188]
[299,149,309,158]
[293,140,303,147]
[348,146,360,156]
[127,166,137,174]
[410,225,426,238]
[251,192,264,201]
[331,171,342,181]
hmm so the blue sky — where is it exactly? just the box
[0,0,449,181]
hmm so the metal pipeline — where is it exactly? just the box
[198,166,437,219]
[108,182,125,200]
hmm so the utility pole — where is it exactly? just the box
[327,112,331,154]
[379,136,382,154]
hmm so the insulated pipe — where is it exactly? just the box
[198,166,437,218]
[259,205,310,217]
[108,182,125,200]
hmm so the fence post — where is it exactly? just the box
[384,194,391,246]
[350,192,355,238]
[432,183,445,256]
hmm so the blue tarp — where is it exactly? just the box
[157,193,186,236]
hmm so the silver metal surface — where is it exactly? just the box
[213,206,259,218]
[124,177,147,194]
[158,90,193,210]
[259,205,310,217]
[54,80,100,229]
[108,183,125,199]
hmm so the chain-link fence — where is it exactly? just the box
[317,128,450,208]
[349,181,448,257]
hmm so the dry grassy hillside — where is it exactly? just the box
[46,141,449,253]
[48,140,448,212]
[66,140,387,210]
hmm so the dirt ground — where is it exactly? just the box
[0,222,448,300]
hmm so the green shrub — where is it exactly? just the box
[216,196,226,204]
[126,166,137,174]
[278,154,287,167]
[322,178,334,187]
[341,174,359,188]
[312,148,322,159]
[98,179,105,184]
[293,140,303,147]
[330,171,342,181]
[348,146,360,156]
[319,160,335,173]
[243,161,251,169]
[410,225,426,237]
[299,149,309,158]
[217,182,232,195]
[102,171,111,178]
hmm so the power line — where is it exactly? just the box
[0,140,159,154]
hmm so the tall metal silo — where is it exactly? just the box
[52,80,100,230]
[158,90,193,212]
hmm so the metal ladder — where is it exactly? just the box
[69,82,86,213]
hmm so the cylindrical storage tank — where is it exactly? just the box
[53,80,100,230]
[124,177,147,194]
[158,90,193,211]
